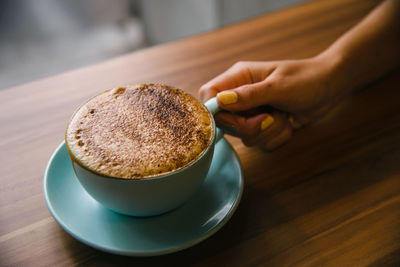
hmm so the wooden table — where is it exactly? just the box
[1,0,399,265]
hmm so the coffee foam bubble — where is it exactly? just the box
[66,84,213,179]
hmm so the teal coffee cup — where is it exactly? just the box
[66,93,223,217]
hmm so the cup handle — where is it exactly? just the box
[204,97,224,143]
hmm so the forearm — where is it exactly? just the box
[319,0,400,98]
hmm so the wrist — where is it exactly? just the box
[314,49,350,102]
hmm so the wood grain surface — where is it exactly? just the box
[1,0,399,266]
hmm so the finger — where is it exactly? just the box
[214,112,241,137]
[289,115,303,130]
[216,79,276,112]
[242,111,285,147]
[261,120,292,151]
[215,112,269,138]
[200,61,276,102]
[199,84,219,103]
[217,110,291,151]
[199,64,250,102]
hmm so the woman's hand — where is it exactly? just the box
[199,55,342,151]
[200,0,399,151]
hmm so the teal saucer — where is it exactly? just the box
[43,139,243,256]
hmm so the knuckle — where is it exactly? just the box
[243,138,257,147]
[199,83,210,92]
[261,126,292,152]
[239,118,258,137]
[242,85,261,109]
[199,86,207,95]
[246,85,258,99]
[199,84,218,100]
[232,61,248,69]
[237,84,253,100]
[199,89,207,100]
[269,74,282,86]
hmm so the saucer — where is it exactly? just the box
[43,139,243,256]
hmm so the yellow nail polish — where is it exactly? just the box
[217,91,238,105]
[261,116,274,131]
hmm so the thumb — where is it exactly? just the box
[216,80,274,111]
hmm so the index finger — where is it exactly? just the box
[199,63,252,102]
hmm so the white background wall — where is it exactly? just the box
[0,0,305,89]
[139,0,305,44]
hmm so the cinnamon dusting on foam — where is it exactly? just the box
[66,84,213,179]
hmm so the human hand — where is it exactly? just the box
[199,55,342,150]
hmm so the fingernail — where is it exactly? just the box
[261,116,274,131]
[217,91,238,105]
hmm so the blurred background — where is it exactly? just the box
[0,0,305,90]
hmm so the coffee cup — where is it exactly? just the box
[66,86,223,217]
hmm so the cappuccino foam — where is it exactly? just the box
[66,84,213,179]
